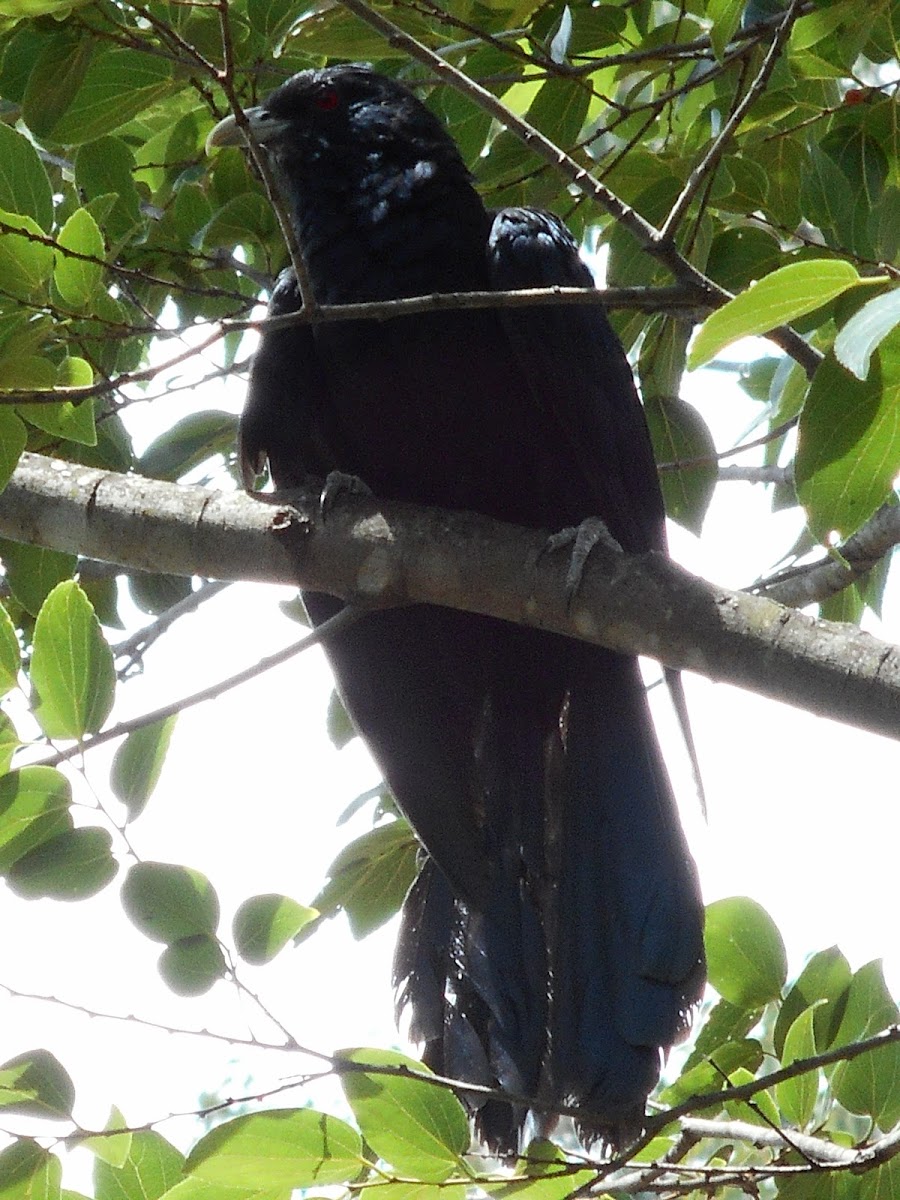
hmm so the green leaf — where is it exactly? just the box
[94,1131,184,1200]
[660,1038,763,1105]
[0,124,53,230]
[111,716,177,821]
[0,410,26,491]
[0,209,54,301]
[138,411,239,481]
[232,894,318,965]
[326,689,355,749]
[689,261,863,368]
[185,1110,363,1189]
[21,26,94,144]
[795,338,900,540]
[682,997,763,1073]
[312,820,418,939]
[0,599,20,693]
[827,961,900,1127]
[0,766,72,873]
[704,896,787,1009]
[339,1048,468,1180]
[31,580,115,739]
[834,287,900,380]
[74,138,142,244]
[773,945,852,1057]
[0,712,19,775]
[0,1049,75,1119]
[6,826,117,900]
[775,1006,821,1128]
[0,1139,61,1200]
[121,861,220,943]
[158,935,227,997]
[42,50,175,146]
[17,396,97,446]
[153,1181,287,1200]
[76,1107,132,1168]
[54,208,105,310]
[247,0,298,44]
[0,542,77,616]
[645,394,717,534]
[707,0,743,60]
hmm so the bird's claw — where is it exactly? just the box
[544,516,621,606]
[320,470,373,517]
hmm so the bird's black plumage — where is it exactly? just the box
[209,64,705,1149]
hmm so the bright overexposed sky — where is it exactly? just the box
[0,330,897,1191]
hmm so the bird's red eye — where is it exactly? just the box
[314,88,340,111]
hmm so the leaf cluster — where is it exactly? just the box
[0,0,898,1196]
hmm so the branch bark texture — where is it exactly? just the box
[2,453,899,741]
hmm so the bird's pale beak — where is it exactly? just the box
[206,110,255,155]
[206,106,294,155]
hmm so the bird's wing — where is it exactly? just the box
[486,206,666,555]
[239,268,341,489]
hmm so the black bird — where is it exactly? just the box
[208,65,705,1149]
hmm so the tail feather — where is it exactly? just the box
[550,652,705,1141]
[384,627,704,1150]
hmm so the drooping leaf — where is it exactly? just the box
[0,766,72,873]
[704,896,787,1009]
[54,207,105,310]
[0,542,77,617]
[0,1139,61,1200]
[158,935,227,997]
[6,826,118,900]
[0,599,20,693]
[0,124,53,230]
[0,209,54,301]
[0,410,26,491]
[121,862,220,943]
[795,338,900,540]
[232,894,318,965]
[31,580,115,739]
[311,819,418,939]
[110,716,177,821]
[0,1049,75,1119]
[775,1006,822,1128]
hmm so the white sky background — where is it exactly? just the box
[0,330,898,1190]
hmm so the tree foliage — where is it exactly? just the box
[0,0,898,1195]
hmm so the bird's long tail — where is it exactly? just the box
[548,650,705,1145]
[394,643,704,1151]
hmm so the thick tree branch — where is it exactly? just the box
[760,502,900,608]
[1,454,899,741]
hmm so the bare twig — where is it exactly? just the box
[759,502,900,607]
[33,605,361,768]
[335,0,822,374]
[658,0,803,242]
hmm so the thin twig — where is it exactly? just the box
[658,0,803,242]
[335,0,823,376]
[31,605,362,768]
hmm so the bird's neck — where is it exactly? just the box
[281,150,491,304]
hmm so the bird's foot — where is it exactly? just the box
[320,470,373,517]
[544,516,621,606]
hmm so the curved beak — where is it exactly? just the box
[206,106,291,155]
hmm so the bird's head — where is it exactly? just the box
[206,65,464,184]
